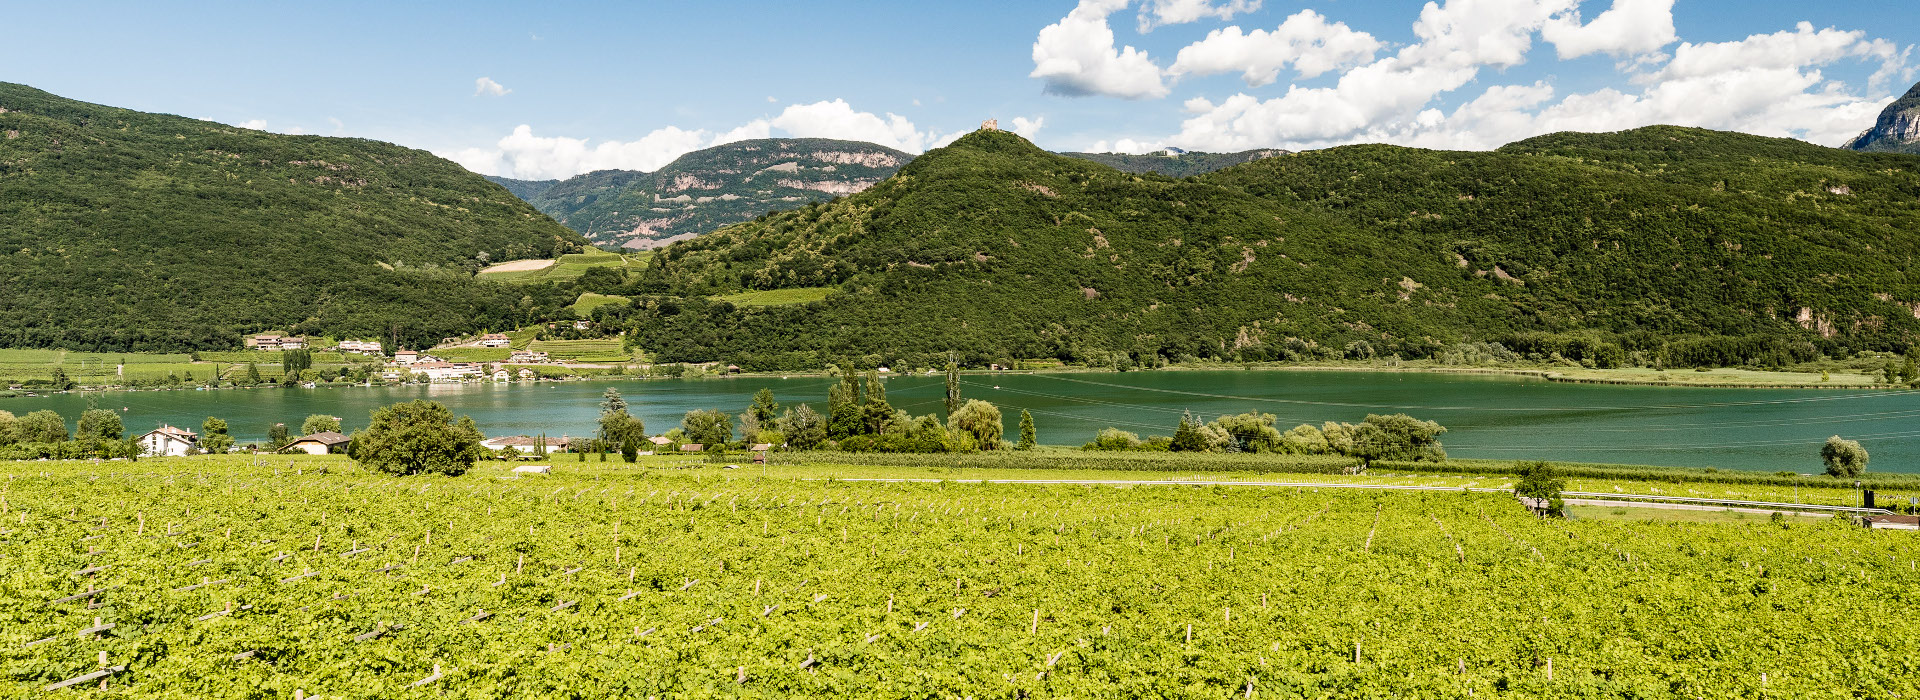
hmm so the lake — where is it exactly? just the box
[5,369,1918,473]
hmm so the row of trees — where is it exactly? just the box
[1086,411,1448,467]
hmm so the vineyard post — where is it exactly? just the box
[1354,642,1361,663]
[1031,609,1039,635]
[1185,624,1192,645]
[1546,658,1552,681]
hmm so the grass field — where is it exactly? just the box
[571,292,632,317]
[427,347,512,363]
[477,248,650,285]
[527,338,631,363]
[4,454,1917,696]
[717,287,834,306]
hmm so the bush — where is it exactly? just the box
[348,400,487,476]
[1822,435,1868,478]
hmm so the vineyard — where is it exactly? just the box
[526,339,630,363]
[5,456,1918,697]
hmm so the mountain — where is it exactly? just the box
[0,83,586,352]
[512,138,912,250]
[1058,148,1288,177]
[601,126,1920,370]
[1845,81,1920,154]
[486,175,560,202]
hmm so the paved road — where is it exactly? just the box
[819,477,1895,516]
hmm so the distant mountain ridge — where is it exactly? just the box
[1057,148,1288,177]
[502,139,912,250]
[1846,80,1920,154]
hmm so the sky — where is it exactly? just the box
[5,0,1915,180]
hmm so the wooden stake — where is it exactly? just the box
[1031,609,1039,634]
[1354,642,1361,663]
[1185,624,1192,645]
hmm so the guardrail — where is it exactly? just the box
[1562,491,1895,516]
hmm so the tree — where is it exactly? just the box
[1016,409,1036,450]
[1822,435,1869,478]
[266,423,290,451]
[599,411,645,450]
[76,409,124,442]
[827,374,861,438]
[348,400,487,476]
[0,410,16,446]
[17,410,68,443]
[245,362,263,384]
[682,409,733,447]
[948,399,1004,449]
[621,435,639,463]
[51,367,75,391]
[1347,414,1447,467]
[750,388,779,424]
[777,404,827,449]
[1170,412,1206,452]
[945,362,961,417]
[302,414,342,435]
[1514,461,1566,517]
[282,349,313,376]
[201,416,234,454]
[860,371,894,435]
[600,388,628,415]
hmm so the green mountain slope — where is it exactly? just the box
[0,83,586,352]
[601,127,1920,370]
[517,138,911,249]
[1845,80,1920,155]
[486,175,560,202]
[1059,148,1287,177]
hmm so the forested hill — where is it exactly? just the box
[604,127,1920,370]
[1058,148,1287,176]
[0,83,587,352]
[510,138,911,250]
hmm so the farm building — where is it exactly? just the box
[492,369,510,382]
[478,333,512,348]
[137,425,198,457]
[337,339,383,354]
[282,432,351,455]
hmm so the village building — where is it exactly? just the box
[508,350,550,363]
[517,368,536,380]
[482,435,572,454]
[408,362,482,382]
[281,431,350,455]
[679,443,705,452]
[337,339,383,354]
[478,333,512,348]
[249,334,283,350]
[137,425,198,457]
[649,436,673,447]
[492,368,510,382]
[393,350,419,364]
[574,320,593,330]
[277,336,307,350]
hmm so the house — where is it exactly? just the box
[574,320,593,330]
[750,443,772,464]
[648,436,673,447]
[1864,515,1920,531]
[517,368,536,380]
[248,333,284,350]
[679,443,705,452]
[337,339,383,354]
[393,350,419,365]
[478,333,512,348]
[726,364,742,374]
[277,336,308,350]
[508,350,550,363]
[408,362,482,382]
[137,425,198,457]
[492,369,510,382]
[482,435,572,454]
[281,431,351,455]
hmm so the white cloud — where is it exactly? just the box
[1169,10,1382,85]
[1137,0,1260,32]
[474,77,511,97]
[1156,1,1907,153]
[1030,0,1170,99]
[1541,0,1676,60]
[1009,116,1046,139]
[237,119,268,131]
[444,100,954,179]
[1087,137,1165,154]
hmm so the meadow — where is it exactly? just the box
[3,455,1915,697]
[477,248,649,285]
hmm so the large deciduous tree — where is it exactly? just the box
[348,400,487,476]
[681,409,733,448]
[200,416,234,454]
[948,399,1004,449]
[1822,435,1869,478]
[302,414,342,435]
[17,410,68,443]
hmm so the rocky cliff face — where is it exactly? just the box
[516,138,910,249]
[1845,81,1920,154]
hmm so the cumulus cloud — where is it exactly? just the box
[474,77,511,97]
[237,119,268,131]
[1009,116,1046,139]
[1031,0,1170,99]
[1137,0,1260,33]
[1541,0,1676,60]
[1170,10,1382,85]
[1155,2,1910,153]
[445,100,954,179]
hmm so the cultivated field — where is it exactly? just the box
[717,288,834,306]
[477,249,648,285]
[4,456,1916,697]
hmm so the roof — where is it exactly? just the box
[679,443,705,451]
[649,436,673,445]
[289,431,351,446]
[484,435,572,447]
[481,333,510,340]
[142,425,197,440]
[750,443,773,451]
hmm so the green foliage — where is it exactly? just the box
[1514,461,1568,517]
[301,414,341,435]
[1349,414,1448,466]
[200,416,234,454]
[1822,435,1869,478]
[776,405,828,450]
[947,399,1003,449]
[16,409,67,443]
[0,82,586,353]
[266,423,290,451]
[0,410,15,446]
[1084,427,1145,451]
[945,363,961,417]
[75,409,123,442]
[1015,409,1036,451]
[348,400,486,476]
[1059,148,1285,176]
[681,409,732,447]
[749,388,779,424]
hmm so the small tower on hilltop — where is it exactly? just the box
[980,119,999,131]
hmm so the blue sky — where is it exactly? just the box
[6,1,1913,179]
